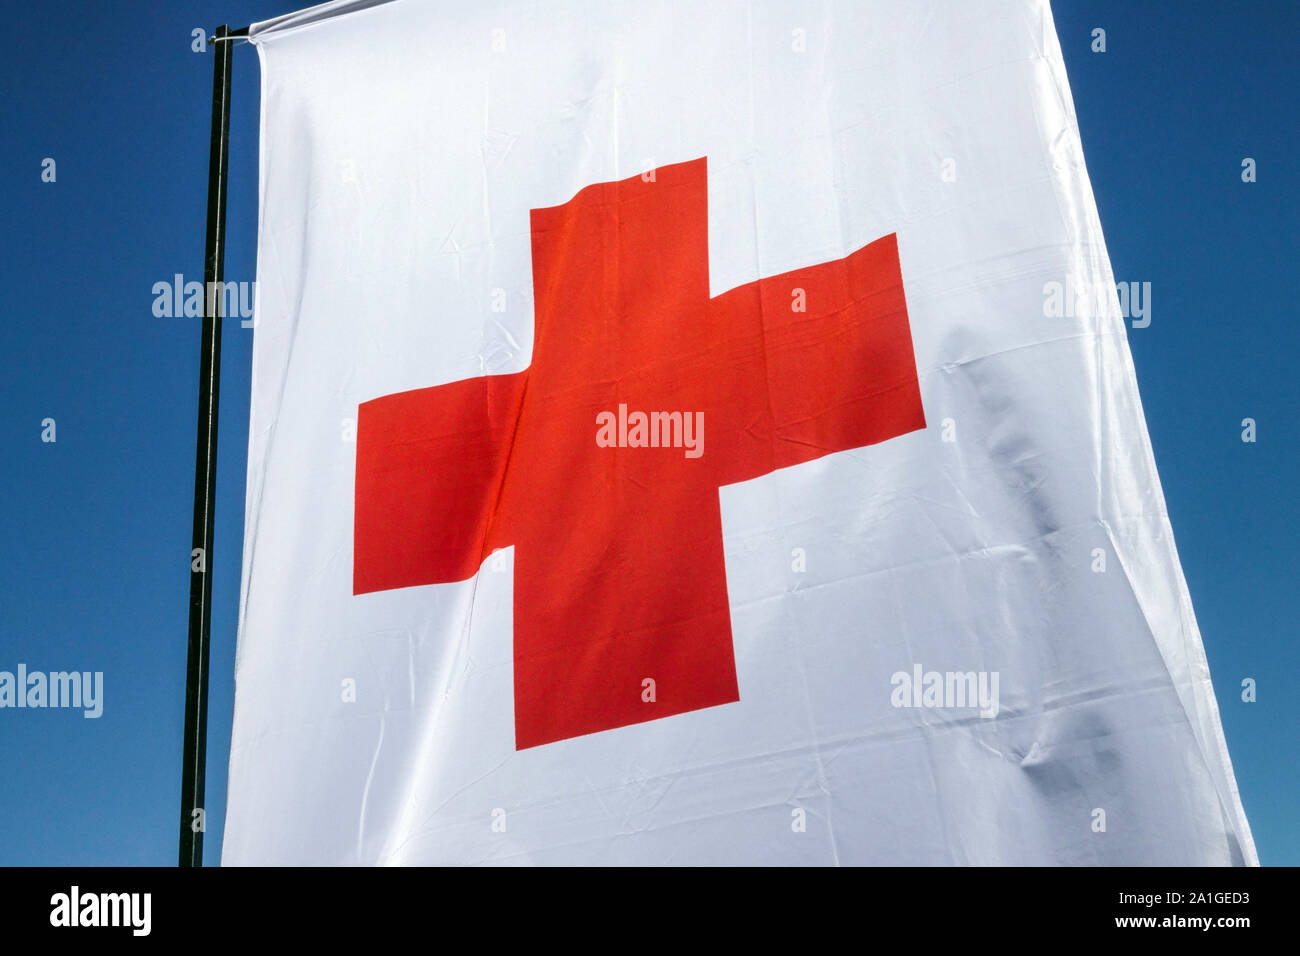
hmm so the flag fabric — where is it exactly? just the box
[224,0,1256,865]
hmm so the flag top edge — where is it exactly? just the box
[249,0,401,44]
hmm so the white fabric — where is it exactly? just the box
[225,0,1255,865]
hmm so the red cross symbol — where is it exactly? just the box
[354,157,924,749]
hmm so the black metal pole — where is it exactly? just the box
[180,23,234,868]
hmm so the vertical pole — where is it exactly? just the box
[180,23,233,868]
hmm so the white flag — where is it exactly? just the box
[225,0,1255,865]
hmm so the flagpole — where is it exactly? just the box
[179,22,234,868]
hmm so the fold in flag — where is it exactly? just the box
[225,0,1256,865]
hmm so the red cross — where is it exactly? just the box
[354,157,925,749]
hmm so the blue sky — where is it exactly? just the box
[0,0,1294,865]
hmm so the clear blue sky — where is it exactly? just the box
[0,0,1294,865]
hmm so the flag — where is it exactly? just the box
[224,0,1256,865]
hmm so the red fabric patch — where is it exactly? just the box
[355,157,925,749]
